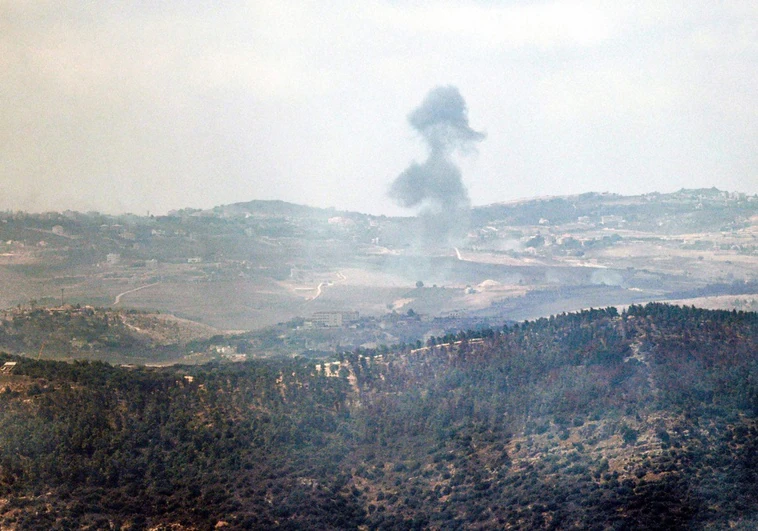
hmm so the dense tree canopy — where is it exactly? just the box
[0,304,756,529]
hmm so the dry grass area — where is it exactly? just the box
[0,268,38,309]
[460,283,529,311]
[119,312,229,344]
[454,250,549,267]
[109,280,303,330]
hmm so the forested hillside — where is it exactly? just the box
[1,304,756,529]
[0,306,222,364]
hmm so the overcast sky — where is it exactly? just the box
[2,1,756,215]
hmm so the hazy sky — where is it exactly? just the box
[2,1,756,215]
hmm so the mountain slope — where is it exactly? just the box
[0,304,756,529]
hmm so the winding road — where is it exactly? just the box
[113,282,159,305]
[310,282,326,301]
[304,272,345,302]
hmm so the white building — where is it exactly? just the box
[311,311,359,327]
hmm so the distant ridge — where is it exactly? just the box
[471,187,756,228]
[4,187,752,221]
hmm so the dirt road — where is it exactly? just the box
[114,282,159,305]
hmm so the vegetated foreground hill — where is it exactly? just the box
[0,304,757,530]
[0,305,225,364]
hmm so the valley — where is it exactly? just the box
[1,189,755,363]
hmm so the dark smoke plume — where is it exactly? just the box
[389,86,485,244]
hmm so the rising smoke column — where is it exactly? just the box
[389,86,485,244]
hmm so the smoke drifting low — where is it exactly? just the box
[389,86,485,245]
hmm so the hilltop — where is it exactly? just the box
[0,305,225,365]
[0,304,756,529]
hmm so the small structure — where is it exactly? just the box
[0,361,17,373]
[311,311,359,327]
[600,215,625,226]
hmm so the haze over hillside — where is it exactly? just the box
[2,189,756,320]
[0,187,754,363]
[4,4,757,529]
